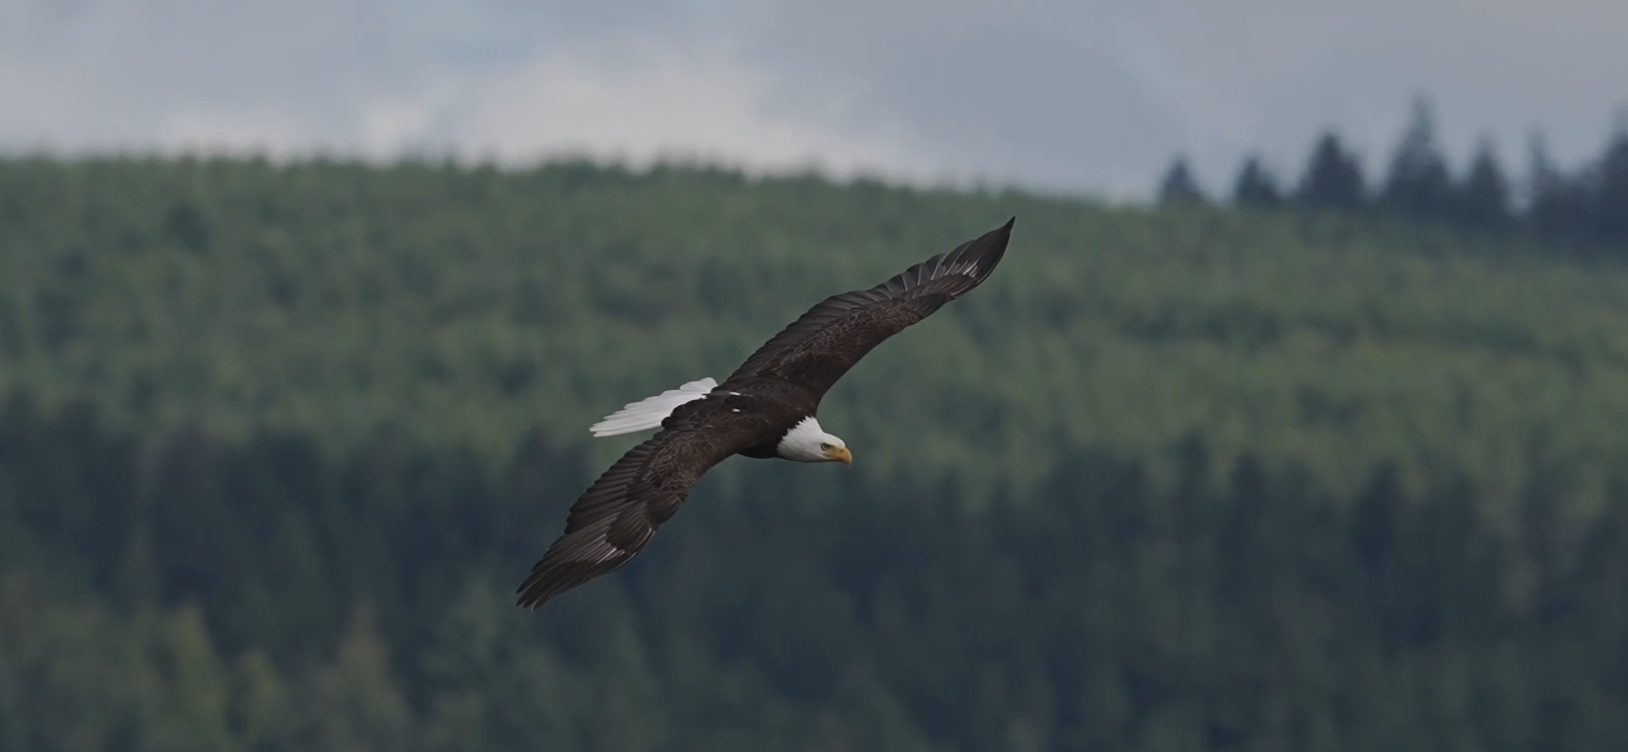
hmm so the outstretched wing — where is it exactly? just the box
[720,217,1014,405]
[516,404,763,608]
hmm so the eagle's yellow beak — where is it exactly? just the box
[827,446,852,465]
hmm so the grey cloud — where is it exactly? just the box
[728,0,1628,196]
[2,0,1625,199]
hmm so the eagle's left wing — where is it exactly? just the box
[718,217,1014,406]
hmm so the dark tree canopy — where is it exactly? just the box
[1452,136,1514,230]
[10,151,1628,750]
[1162,98,1628,252]
[4,395,1628,751]
[1295,131,1368,210]
[1232,154,1283,209]
[1525,130,1591,241]
[1381,96,1455,221]
[1590,117,1628,244]
[1158,154,1209,206]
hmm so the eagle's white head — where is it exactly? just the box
[776,416,852,465]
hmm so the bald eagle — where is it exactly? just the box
[516,217,1016,608]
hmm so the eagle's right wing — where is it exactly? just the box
[516,405,762,609]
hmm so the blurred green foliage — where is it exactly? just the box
[8,156,1628,750]
[4,157,1628,515]
[3,395,1628,751]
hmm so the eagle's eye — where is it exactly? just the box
[819,442,832,451]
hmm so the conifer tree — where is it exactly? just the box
[1232,154,1283,209]
[1158,155,1209,207]
[1525,129,1587,242]
[1381,96,1454,221]
[1295,131,1368,211]
[1453,136,1514,230]
[1588,110,1628,245]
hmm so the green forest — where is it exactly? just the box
[2,150,1628,750]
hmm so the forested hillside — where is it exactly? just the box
[6,156,1628,751]
[5,395,1628,751]
[4,157,1628,511]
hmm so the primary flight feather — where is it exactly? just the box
[516,217,1017,609]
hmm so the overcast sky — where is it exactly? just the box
[3,0,1624,201]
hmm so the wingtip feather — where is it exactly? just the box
[940,217,1015,287]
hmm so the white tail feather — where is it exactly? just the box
[589,378,717,437]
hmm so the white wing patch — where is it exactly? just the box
[590,377,717,437]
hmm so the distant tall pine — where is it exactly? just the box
[1295,131,1368,210]
[1452,137,1514,230]
[1158,155,1209,207]
[1591,112,1628,244]
[1381,96,1454,221]
[1232,154,1283,209]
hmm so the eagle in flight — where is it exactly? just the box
[517,218,1016,608]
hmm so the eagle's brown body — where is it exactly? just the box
[516,218,1017,608]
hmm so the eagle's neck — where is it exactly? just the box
[776,416,839,463]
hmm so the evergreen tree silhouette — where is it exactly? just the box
[1453,136,1514,230]
[1381,96,1454,221]
[1232,154,1283,209]
[1525,129,1588,242]
[1589,109,1628,245]
[1158,155,1209,206]
[1294,131,1368,211]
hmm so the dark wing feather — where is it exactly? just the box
[720,217,1014,404]
[516,404,764,609]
